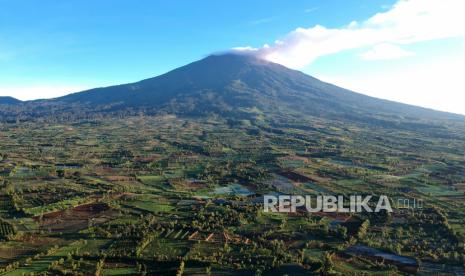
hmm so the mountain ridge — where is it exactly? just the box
[54,54,463,121]
[0,96,21,105]
[1,54,464,122]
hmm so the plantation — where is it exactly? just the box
[0,220,14,239]
[0,114,464,275]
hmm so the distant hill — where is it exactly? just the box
[0,96,21,105]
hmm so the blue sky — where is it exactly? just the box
[1,0,464,114]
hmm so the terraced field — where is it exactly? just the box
[0,115,464,275]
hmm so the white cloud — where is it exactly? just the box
[360,43,414,60]
[0,84,90,101]
[237,0,465,68]
[304,7,318,13]
[231,46,260,52]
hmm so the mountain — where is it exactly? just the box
[1,54,463,124]
[0,96,21,105]
[51,54,461,121]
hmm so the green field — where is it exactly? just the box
[0,115,464,275]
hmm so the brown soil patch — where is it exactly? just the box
[33,202,119,233]
[279,171,313,183]
[17,234,64,246]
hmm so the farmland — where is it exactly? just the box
[0,114,465,275]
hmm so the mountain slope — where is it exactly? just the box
[0,96,21,105]
[50,54,461,121]
[1,54,463,125]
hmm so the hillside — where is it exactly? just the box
[0,96,21,105]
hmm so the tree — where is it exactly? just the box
[176,260,185,276]
[357,219,370,240]
[321,252,335,275]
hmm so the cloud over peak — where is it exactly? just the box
[234,0,465,68]
[360,43,414,61]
